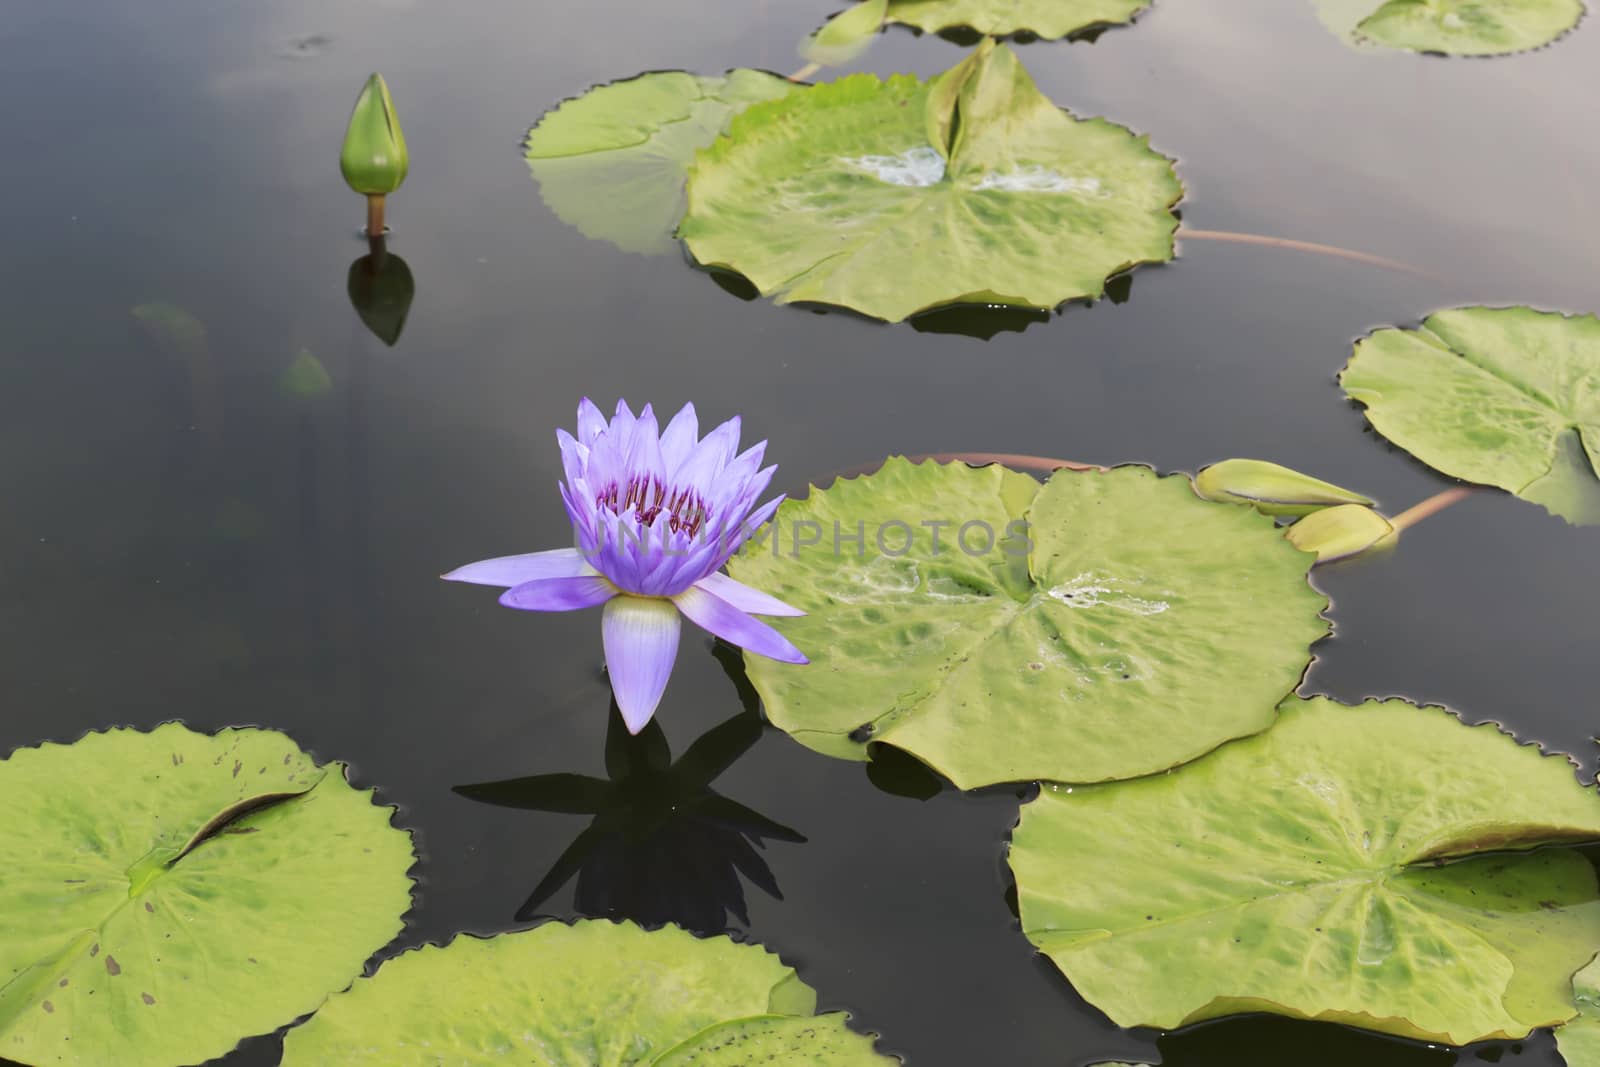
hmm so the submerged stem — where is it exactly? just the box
[1178,228,1440,280]
[1390,486,1479,532]
[787,62,820,83]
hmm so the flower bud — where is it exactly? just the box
[1195,459,1373,517]
[340,74,409,196]
[1284,504,1398,564]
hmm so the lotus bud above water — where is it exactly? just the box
[1194,458,1374,517]
[340,73,409,236]
[1284,504,1398,564]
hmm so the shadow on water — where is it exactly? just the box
[704,265,1137,340]
[452,646,805,935]
[1137,1012,1546,1067]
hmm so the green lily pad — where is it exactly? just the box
[1010,697,1600,1045]
[804,0,890,66]
[1557,955,1600,1066]
[1358,0,1582,55]
[0,723,415,1067]
[525,70,797,256]
[1340,306,1600,525]
[1311,0,1583,53]
[885,0,1152,37]
[726,458,1327,789]
[280,920,818,1064]
[656,1013,896,1064]
[681,41,1181,323]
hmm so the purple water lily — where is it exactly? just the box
[444,399,807,733]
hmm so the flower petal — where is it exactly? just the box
[673,585,807,664]
[602,596,683,733]
[659,402,699,474]
[500,575,618,612]
[575,398,607,445]
[694,572,806,617]
[674,415,742,495]
[556,429,589,489]
[713,493,784,568]
[625,406,665,483]
[442,547,591,588]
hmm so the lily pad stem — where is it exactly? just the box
[1179,228,1438,280]
[787,62,820,83]
[1390,486,1479,532]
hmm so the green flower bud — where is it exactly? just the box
[340,74,409,196]
[1284,504,1398,564]
[1194,458,1374,517]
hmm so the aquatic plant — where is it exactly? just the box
[340,73,409,236]
[0,724,415,1067]
[1010,697,1600,1045]
[279,919,896,1064]
[1314,0,1584,54]
[443,399,806,733]
[1342,306,1600,525]
[727,458,1328,788]
[680,41,1182,322]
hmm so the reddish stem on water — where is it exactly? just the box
[1389,486,1479,532]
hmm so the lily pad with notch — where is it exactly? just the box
[1340,306,1600,525]
[1010,697,1600,1045]
[0,723,415,1067]
[726,458,1328,789]
[681,41,1181,323]
[525,70,798,256]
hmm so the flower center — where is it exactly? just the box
[596,476,709,538]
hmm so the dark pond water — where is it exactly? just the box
[2,0,1597,1063]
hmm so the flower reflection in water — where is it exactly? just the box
[453,648,804,935]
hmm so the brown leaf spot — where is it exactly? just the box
[58,979,68,988]
[144,902,155,913]
[141,993,156,1006]
[89,944,99,958]
[41,1001,53,1013]
[232,760,242,778]
[105,956,121,976]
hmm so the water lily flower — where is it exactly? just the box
[444,399,807,733]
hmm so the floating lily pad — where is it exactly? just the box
[885,0,1152,37]
[525,70,797,256]
[1010,697,1600,1045]
[0,723,415,1067]
[280,920,818,1064]
[1557,955,1600,1066]
[726,459,1327,789]
[809,0,1150,48]
[656,1013,896,1064]
[1355,0,1582,55]
[1340,306,1600,525]
[804,0,890,65]
[681,41,1181,322]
